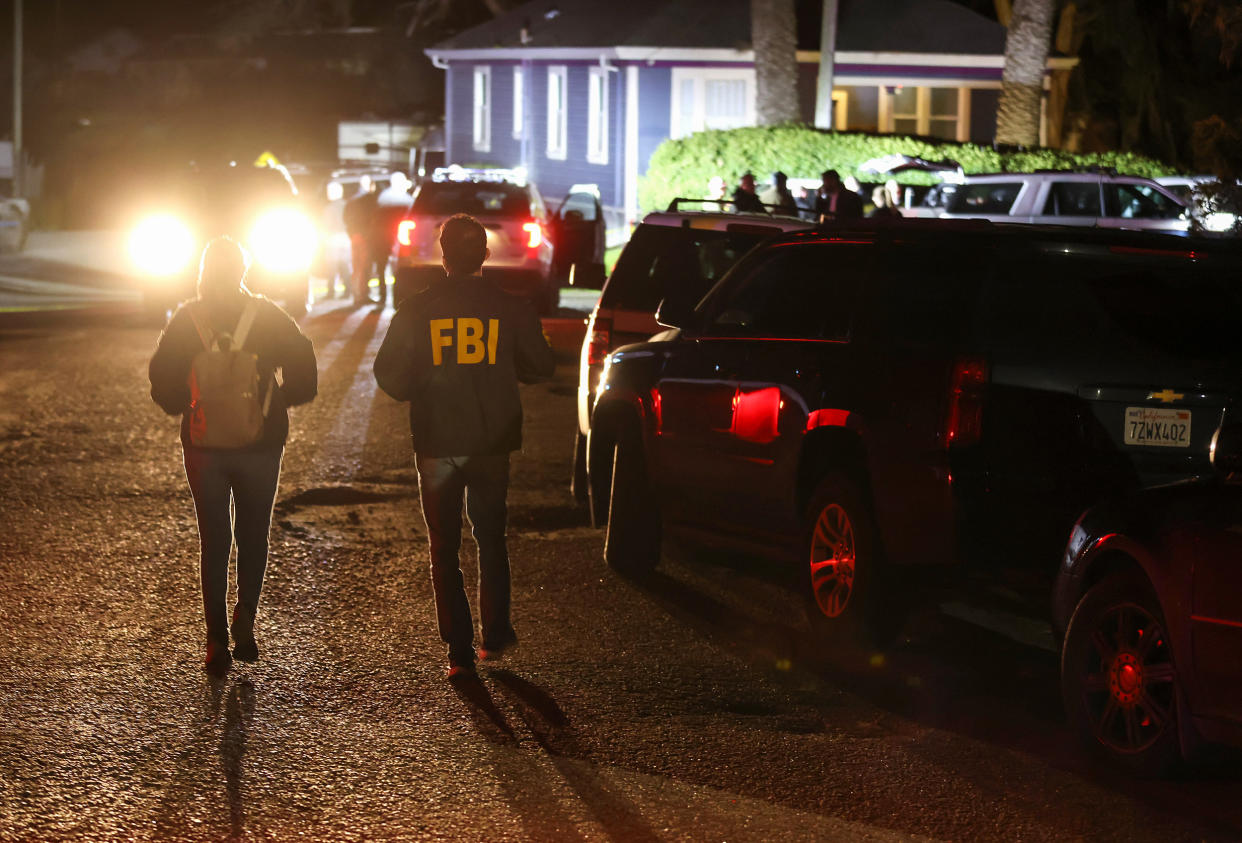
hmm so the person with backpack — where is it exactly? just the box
[373,214,555,680]
[149,237,318,676]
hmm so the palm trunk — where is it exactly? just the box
[751,0,800,125]
[995,0,1055,147]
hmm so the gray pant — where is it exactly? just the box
[416,454,514,666]
[184,447,283,646]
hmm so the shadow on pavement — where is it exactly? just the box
[450,674,516,745]
[623,545,1242,835]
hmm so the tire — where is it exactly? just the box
[802,473,890,647]
[603,429,662,576]
[1061,572,1182,776]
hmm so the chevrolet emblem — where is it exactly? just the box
[1148,389,1184,403]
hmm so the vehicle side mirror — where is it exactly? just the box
[568,261,606,289]
[1211,423,1242,475]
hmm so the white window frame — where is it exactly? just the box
[587,66,609,165]
[512,66,524,139]
[669,67,755,139]
[546,65,568,160]
[879,84,970,141]
[472,65,491,152]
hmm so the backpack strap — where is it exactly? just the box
[186,302,215,351]
[232,299,260,350]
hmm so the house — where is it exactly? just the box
[425,0,1077,239]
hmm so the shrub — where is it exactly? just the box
[638,124,1177,212]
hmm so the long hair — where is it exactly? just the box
[197,237,251,301]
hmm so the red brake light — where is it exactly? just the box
[944,356,987,447]
[585,312,612,366]
[397,220,415,246]
[522,221,542,249]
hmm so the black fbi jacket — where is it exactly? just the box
[373,274,556,457]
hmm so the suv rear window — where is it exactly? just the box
[412,182,532,217]
[600,225,770,311]
[947,182,1023,215]
[987,247,1242,360]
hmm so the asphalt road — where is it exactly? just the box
[1,271,1241,840]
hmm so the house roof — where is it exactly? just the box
[429,0,1007,56]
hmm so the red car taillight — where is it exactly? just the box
[585,312,612,366]
[522,221,543,249]
[397,220,415,246]
[944,356,988,447]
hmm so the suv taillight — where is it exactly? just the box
[397,220,415,246]
[522,221,543,249]
[944,356,988,447]
[585,312,612,366]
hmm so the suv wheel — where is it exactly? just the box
[603,428,661,576]
[1061,572,1182,776]
[803,473,887,646]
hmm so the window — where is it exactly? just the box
[884,86,963,140]
[587,67,609,164]
[599,226,770,312]
[947,182,1024,215]
[512,67,524,139]
[1103,183,1184,219]
[671,68,755,138]
[472,66,491,152]
[709,244,863,340]
[546,66,568,160]
[1043,182,1101,217]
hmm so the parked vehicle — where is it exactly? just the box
[586,220,1242,648]
[1055,423,1242,774]
[937,171,1189,233]
[572,200,813,507]
[127,162,316,319]
[392,166,603,314]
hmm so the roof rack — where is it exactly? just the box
[664,197,808,219]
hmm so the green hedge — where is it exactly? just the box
[638,125,1177,212]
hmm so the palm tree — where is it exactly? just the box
[995,0,1055,146]
[751,0,799,125]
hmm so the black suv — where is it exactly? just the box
[586,220,1242,642]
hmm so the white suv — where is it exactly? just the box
[936,171,1189,233]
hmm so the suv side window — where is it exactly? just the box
[709,243,862,340]
[946,182,1023,214]
[1103,183,1183,219]
[600,226,766,312]
[1042,182,1102,216]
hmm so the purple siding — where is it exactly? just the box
[637,66,670,177]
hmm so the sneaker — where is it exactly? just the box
[447,661,477,680]
[205,639,232,677]
[231,606,259,663]
[478,634,518,662]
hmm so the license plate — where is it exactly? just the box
[1124,407,1191,447]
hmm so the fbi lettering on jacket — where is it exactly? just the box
[429,318,500,365]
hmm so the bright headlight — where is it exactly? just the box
[250,209,316,274]
[129,215,195,276]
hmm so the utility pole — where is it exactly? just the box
[13,0,22,197]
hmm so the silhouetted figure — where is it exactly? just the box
[374,214,555,679]
[814,169,864,220]
[731,172,765,213]
[148,238,318,676]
